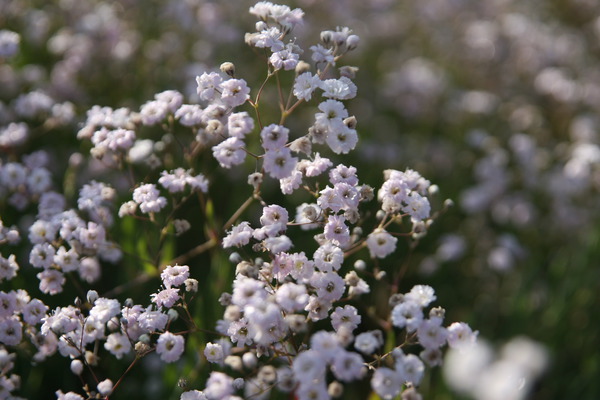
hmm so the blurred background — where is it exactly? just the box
[1,0,599,399]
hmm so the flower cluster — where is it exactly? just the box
[0,2,495,400]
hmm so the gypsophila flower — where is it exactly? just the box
[223,222,254,248]
[132,184,167,214]
[212,137,246,168]
[204,371,234,399]
[263,147,297,179]
[0,30,20,58]
[196,72,223,102]
[104,332,131,359]
[140,100,169,125]
[391,300,423,332]
[310,44,335,65]
[151,288,180,308]
[447,322,478,349]
[260,124,289,150]
[227,112,255,138]
[354,330,383,355]
[320,77,357,100]
[175,104,204,126]
[371,367,402,400]
[156,331,185,363]
[406,285,436,308]
[366,229,398,259]
[220,79,250,108]
[204,342,224,364]
[161,264,190,288]
[90,298,120,324]
[330,305,361,332]
[294,72,321,101]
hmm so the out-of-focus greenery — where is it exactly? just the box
[1,0,600,399]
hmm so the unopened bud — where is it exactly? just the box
[346,34,360,51]
[220,62,236,77]
[320,30,333,46]
[295,60,311,75]
[339,66,359,79]
[343,116,357,129]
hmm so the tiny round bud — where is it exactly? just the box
[135,341,151,355]
[428,184,439,195]
[220,62,236,78]
[258,365,277,384]
[224,355,243,371]
[85,350,99,366]
[339,66,359,79]
[73,297,82,308]
[388,293,404,307]
[320,30,333,46]
[70,359,84,375]
[184,278,199,292]
[328,381,344,398]
[177,378,188,389]
[233,378,244,390]
[69,152,84,167]
[248,172,263,190]
[429,306,445,319]
[376,210,386,220]
[242,352,257,369]
[97,379,113,396]
[167,309,179,322]
[295,60,311,75]
[255,21,268,31]
[346,34,360,51]
[229,252,242,264]
[375,270,387,280]
[218,292,232,306]
[343,116,357,129]
[443,198,454,208]
[354,259,367,271]
[86,290,98,305]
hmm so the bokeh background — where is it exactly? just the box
[1,0,599,399]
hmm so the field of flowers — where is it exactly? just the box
[1,1,599,399]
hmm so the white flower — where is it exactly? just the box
[294,72,321,101]
[104,333,131,359]
[220,79,250,108]
[447,322,478,349]
[227,112,254,138]
[396,353,425,385]
[204,342,224,364]
[156,331,185,363]
[366,229,398,259]
[263,147,297,179]
[196,72,223,102]
[406,285,436,307]
[354,331,383,355]
[371,367,402,400]
[260,124,289,150]
[326,125,358,154]
[391,300,423,332]
[212,137,246,168]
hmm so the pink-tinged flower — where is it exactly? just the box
[263,147,297,179]
[151,288,180,308]
[212,137,246,168]
[160,264,190,288]
[220,79,250,108]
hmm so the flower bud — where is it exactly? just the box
[220,62,236,78]
[346,34,360,51]
[295,60,311,75]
